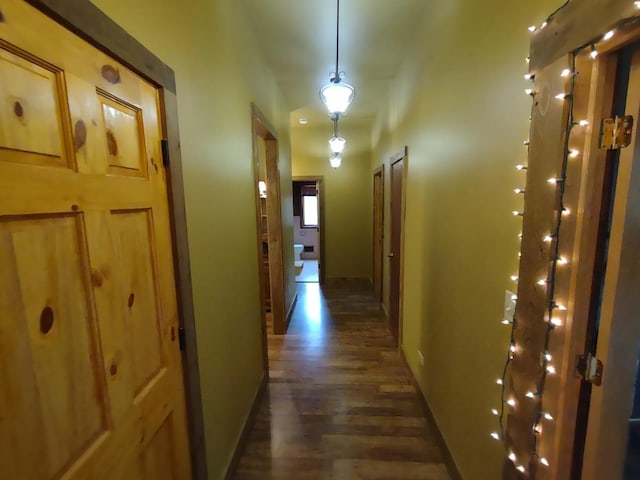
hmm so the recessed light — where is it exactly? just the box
[299,118,309,125]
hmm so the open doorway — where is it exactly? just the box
[292,177,325,284]
[252,105,286,337]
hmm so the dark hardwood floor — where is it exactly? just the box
[233,280,452,479]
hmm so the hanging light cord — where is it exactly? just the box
[335,0,340,81]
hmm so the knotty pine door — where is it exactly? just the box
[0,1,192,479]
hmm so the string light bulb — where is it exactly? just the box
[509,451,517,462]
[561,68,572,77]
[526,391,537,399]
[528,25,537,32]
[513,211,524,216]
[507,398,516,407]
[525,88,535,96]
[570,149,580,157]
[516,465,527,473]
[524,73,534,80]
[603,30,615,41]
[491,432,501,440]
[543,235,554,243]
[516,164,528,171]
[589,45,599,59]
[557,256,569,265]
[546,365,557,375]
[543,412,554,421]
[550,317,563,327]
[514,188,525,194]
[540,457,550,467]
[491,408,500,416]
[497,379,504,385]
[555,93,570,100]
[537,279,548,286]
[578,119,589,126]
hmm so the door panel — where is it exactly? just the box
[373,169,383,302]
[389,157,404,344]
[0,1,191,478]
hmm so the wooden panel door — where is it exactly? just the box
[0,1,191,479]
[373,168,384,302]
[389,155,405,344]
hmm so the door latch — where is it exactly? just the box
[575,352,603,386]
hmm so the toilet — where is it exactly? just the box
[294,244,304,275]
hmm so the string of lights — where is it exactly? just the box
[490,1,640,474]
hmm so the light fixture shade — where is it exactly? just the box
[328,135,346,154]
[329,154,342,168]
[320,79,355,115]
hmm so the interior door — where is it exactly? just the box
[0,1,191,479]
[373,168,384,302]
[579,47,640,480]
[389,155,404,344]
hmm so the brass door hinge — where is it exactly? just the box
[599,115,634,150]
[575,352,603,386]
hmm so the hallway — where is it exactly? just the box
[233,281,452,479]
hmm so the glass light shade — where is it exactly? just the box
[328,135,346,154]
[329,154,342,169]
[320,80,355,115]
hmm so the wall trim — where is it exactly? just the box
[399,347,463,480]
[224,372,269,479]
[285,291,298,330]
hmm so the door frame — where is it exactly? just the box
[389,147,407,347]
[372,165,385,303]
[21,0,206,477]
[292,175,325,284]
[252,105,287,335]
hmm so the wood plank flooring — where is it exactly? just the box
[233,280,452,480]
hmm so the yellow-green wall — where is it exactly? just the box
[292,124,372,280]
[372,1,561,479]
[89,1,295,477]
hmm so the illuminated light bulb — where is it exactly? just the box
[636,1,640,8]
[562,208,571,216]
[570,149,580,157]
[528,25,537,32]
[556,304,567,311]
[518,232,523,239]
[544,412,554,421]
[551,317,563,327]
[524,73,534,80]
[526,56,531,63]
[510,275,519,282]
[510,344,517,353]
[603,30,615,41]
[558,256,569,265]
[561,68,572,77]
[513,211,524,216]
[502,319,512,325]
[496,379,504,385]
[537,279,548,286]
[491,432,501,440]
[507,398,516,407]
[511,294,518,301]
[526,391,537,399]
[547,177,560,184]
[555,93,569,100]
[544,235,553,243]
[525,88,535,96]
[491,408,500,416]
[523,140,530,146]
[540,22,548,29]
[578,120,589,126]
[533,423,543,434]
[514,188,525,194]
[517,465,527,473]
[516,164,528,171]
[547,365,557,375]
[540,457,550,467]
[590,48,599,59]
[509,451,517,462]
[545,352,553,361]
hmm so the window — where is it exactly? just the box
[302,194,318,227]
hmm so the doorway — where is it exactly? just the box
[389,148,407,346]
[372,166,385,303]
[252,106,286,336]
[292,177,325,284]
[573,43,640,480]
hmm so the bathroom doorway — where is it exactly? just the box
[292,177,324,284]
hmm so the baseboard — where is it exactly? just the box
[224,371,268,479]
[285,291,298,331]
[399,347,463,480]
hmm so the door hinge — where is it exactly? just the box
[161,139,170,166]
[178,325,186,351]
[575,352,603,386]
[599,115,634,150]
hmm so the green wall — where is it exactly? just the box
[292,124,372,280]
[372,1,561,479]
[89,1,295,478]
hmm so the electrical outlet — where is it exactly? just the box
[504,290,517,323]
[417,350,424,367]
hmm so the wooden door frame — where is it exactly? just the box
[292,175,325,284]
[20,1,206,478]
[389,147,407,347]
[252,105,287,335]
[502,4,640,479]
[372,165,385,302]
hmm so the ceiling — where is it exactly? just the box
[239,0,431,135]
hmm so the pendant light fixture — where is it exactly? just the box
[320,0,355,116]
[329,153,343,169]
[328,115,346,154]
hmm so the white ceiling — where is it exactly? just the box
[239,0,431,131]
